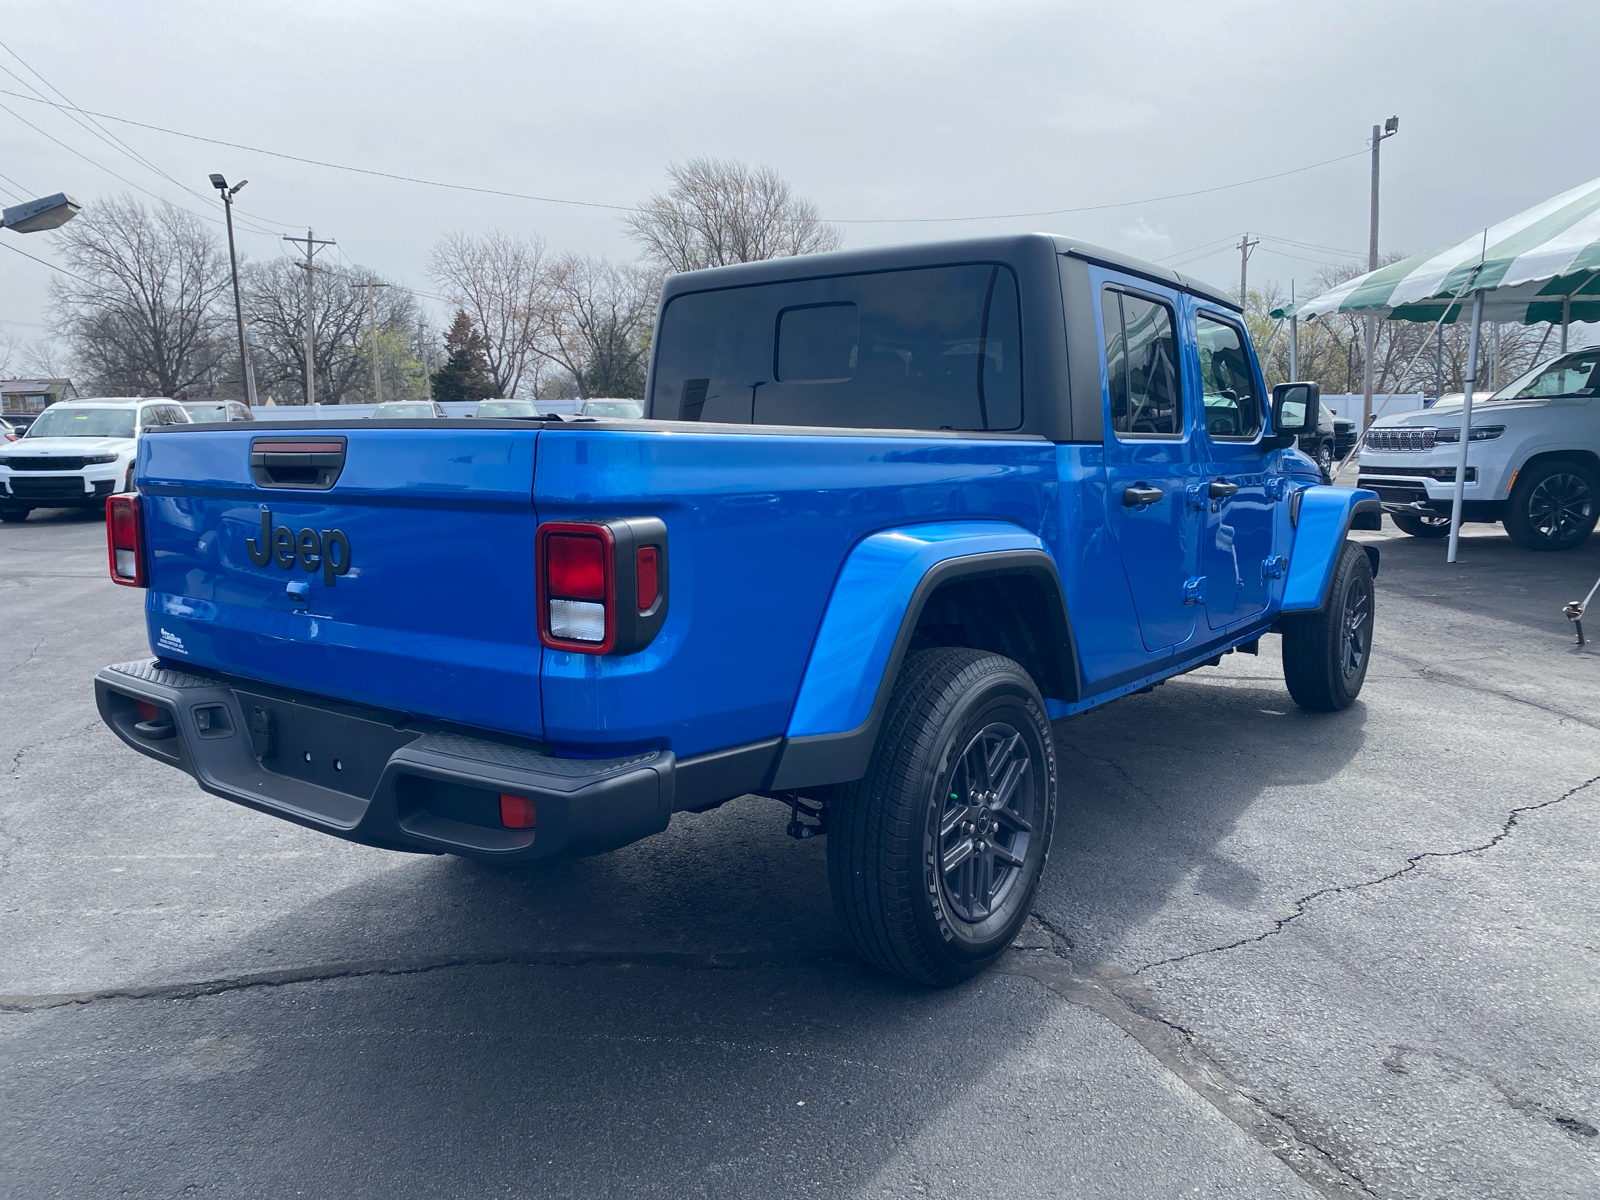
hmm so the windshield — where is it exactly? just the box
[477,401,538,417]
[25,407,136,439]
[184,404,229,423]
[582,400,643,418]
[1492,351,1600,400]
[372,402,434,418]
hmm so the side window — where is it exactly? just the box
[1196,314,1262,440]
[138,406,160,429]
[1101,287,1182,437]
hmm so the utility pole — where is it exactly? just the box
[1236,233,1259,309]
[352,282,391,404]
[1363,116,1399,429]
[282,229,335,405]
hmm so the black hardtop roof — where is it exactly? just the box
[658,232,1241,313]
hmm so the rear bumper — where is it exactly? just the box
[95,659,674,861]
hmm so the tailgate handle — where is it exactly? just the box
[250,437,347,490]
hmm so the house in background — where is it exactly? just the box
[1,378,77,416]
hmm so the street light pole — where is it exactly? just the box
[1362,116,1399,430]
[209,175,256,407]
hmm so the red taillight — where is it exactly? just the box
[135,700,161,723]
[106,494,146,587]
[636,546,659,610]
[547,533,606,600]
[536,522,615,653]
[499,793,537,830]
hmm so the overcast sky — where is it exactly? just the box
[2,0,1595,356]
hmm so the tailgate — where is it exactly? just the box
[137,424,544,741]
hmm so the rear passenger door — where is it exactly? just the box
[1193,309,1275,629]
[1098,279,1202,653]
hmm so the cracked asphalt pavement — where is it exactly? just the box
[3,507,1598,1199]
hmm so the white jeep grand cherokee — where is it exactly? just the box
[0,397,190,523]
[1358,349,1600,551]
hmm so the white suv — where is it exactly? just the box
[1358,349,1600,551]
[0,397,190,523]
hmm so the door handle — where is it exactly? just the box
[1207,480,1239,499]
[1123,485,1163,507]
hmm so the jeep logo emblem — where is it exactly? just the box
[245,509,351,587]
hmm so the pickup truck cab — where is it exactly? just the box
[96,235,1378,985]
[1359,348,1600,549]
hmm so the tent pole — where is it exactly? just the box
[1447,290,1485,564]
[1561,296,1570,353]
[1434,323,1443,400]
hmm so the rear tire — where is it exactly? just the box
[1390,511,1450,539]
[0,507,30,523]
[827,647,1057,987]
[1503,458,1599,551]
[1281,540,1373,712]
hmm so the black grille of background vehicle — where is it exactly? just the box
[1358,478,1430,504]
[6,456,88,471]
[1366,428,1437,452]
[8,477,90,498]
[1358,466,1474,482]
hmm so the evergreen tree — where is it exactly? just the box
[430,312,495,402]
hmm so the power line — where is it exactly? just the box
[0,96,283,246]
[0,238,88,281]
[0,39,299,237]
[0,85,1369,227]
[833,149,1372,223]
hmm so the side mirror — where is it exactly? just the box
[1264,382,1319,449]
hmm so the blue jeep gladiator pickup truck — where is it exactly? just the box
[96,234,1379,985]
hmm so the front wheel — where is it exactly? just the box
[1503,458,1599,551]
[1280,540,1374,712]
[1391,511,1451,538]
[828,647,1057,986]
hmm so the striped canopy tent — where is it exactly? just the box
[1283,175,1600,561]
[1287,174,1600,327]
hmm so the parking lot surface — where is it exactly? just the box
[3,507,1597,1199]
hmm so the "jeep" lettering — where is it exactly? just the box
[245,509,351,587]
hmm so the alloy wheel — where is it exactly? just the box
[937,722,1036,923]
[1341,575,1372,679]
[1527,473,1593,543]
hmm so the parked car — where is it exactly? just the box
[182,400,254,423]
[578,398,644,418]
[1296,404,1338,476]
[94,234,1375,986]
[1358,348,1600,548]
[1332,416,1357,461]
[475,399,540,418]
[1,417,17,442]
[371,400,446,419]
[2,413,39,438]
[0,397,189,522]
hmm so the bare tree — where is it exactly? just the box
[428,231,547,397]
[242,260,419,404]
[49,195,232,396]
[627,157,841,274]
[534,256,656,399]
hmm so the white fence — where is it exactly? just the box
[1317,393,1428,424]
